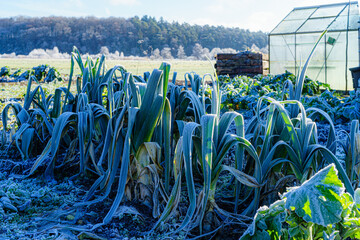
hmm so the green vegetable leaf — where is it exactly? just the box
[354,188,360,208]
[240,199,286,240]
[284,164,345,226]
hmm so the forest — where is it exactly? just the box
[0,16,268,57]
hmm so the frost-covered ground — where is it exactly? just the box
[0,152,158,240]
[0,110,352,240]
[0,171,81,239]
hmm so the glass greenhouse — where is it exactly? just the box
[269,2,359,91]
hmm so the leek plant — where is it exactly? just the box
[152,74,262,235]
[26,49,131,179]
[2,74,69,159]
[27,94,110,179]
[282,31,326,118]
[184,72,202,94]
[340,120,360,189]
[246,97,354,202]
[76,63,173,227]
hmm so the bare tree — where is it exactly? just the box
[192,43,210,60]
[161,47,173,59]
[177,45,186,59]
[210,47,237,59]
[100,46,110,55]
[150,48,161,60]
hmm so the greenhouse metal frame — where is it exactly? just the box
[269,1,359,91]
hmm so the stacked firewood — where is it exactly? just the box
[215,51,269,77]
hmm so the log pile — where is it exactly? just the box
[215,51,269,77]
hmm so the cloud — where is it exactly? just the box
[206,0,252,14]
[109,0,139,6]
[10,1,89,17]
[68,0,84,8]
[246,11,280,32]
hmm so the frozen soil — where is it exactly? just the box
[0,171,80,239]
[0,147,239,240]
[0,148,166,240]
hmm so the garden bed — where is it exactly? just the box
[1,47,360,239]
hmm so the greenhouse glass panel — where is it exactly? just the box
[311,4,345,18]
[324,31,358,90]
[285,8,317,20]
[269,2,359,91]
[336,3,359,18]
[295,33,326,82]
[269,35,296,74]
[271,19,305,34]
[326,32,346,90]
[297,18,334,33]
[328,15,359,31]
[347,31,359,88]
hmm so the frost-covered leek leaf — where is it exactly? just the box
[284,164,344,226]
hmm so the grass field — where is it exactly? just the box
[0,58,216,80]
[0,58,216,127]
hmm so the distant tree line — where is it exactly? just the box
[0,16,267,57]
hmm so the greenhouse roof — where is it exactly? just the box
[270,2,359,35]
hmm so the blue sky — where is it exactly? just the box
[0,0,348,32]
